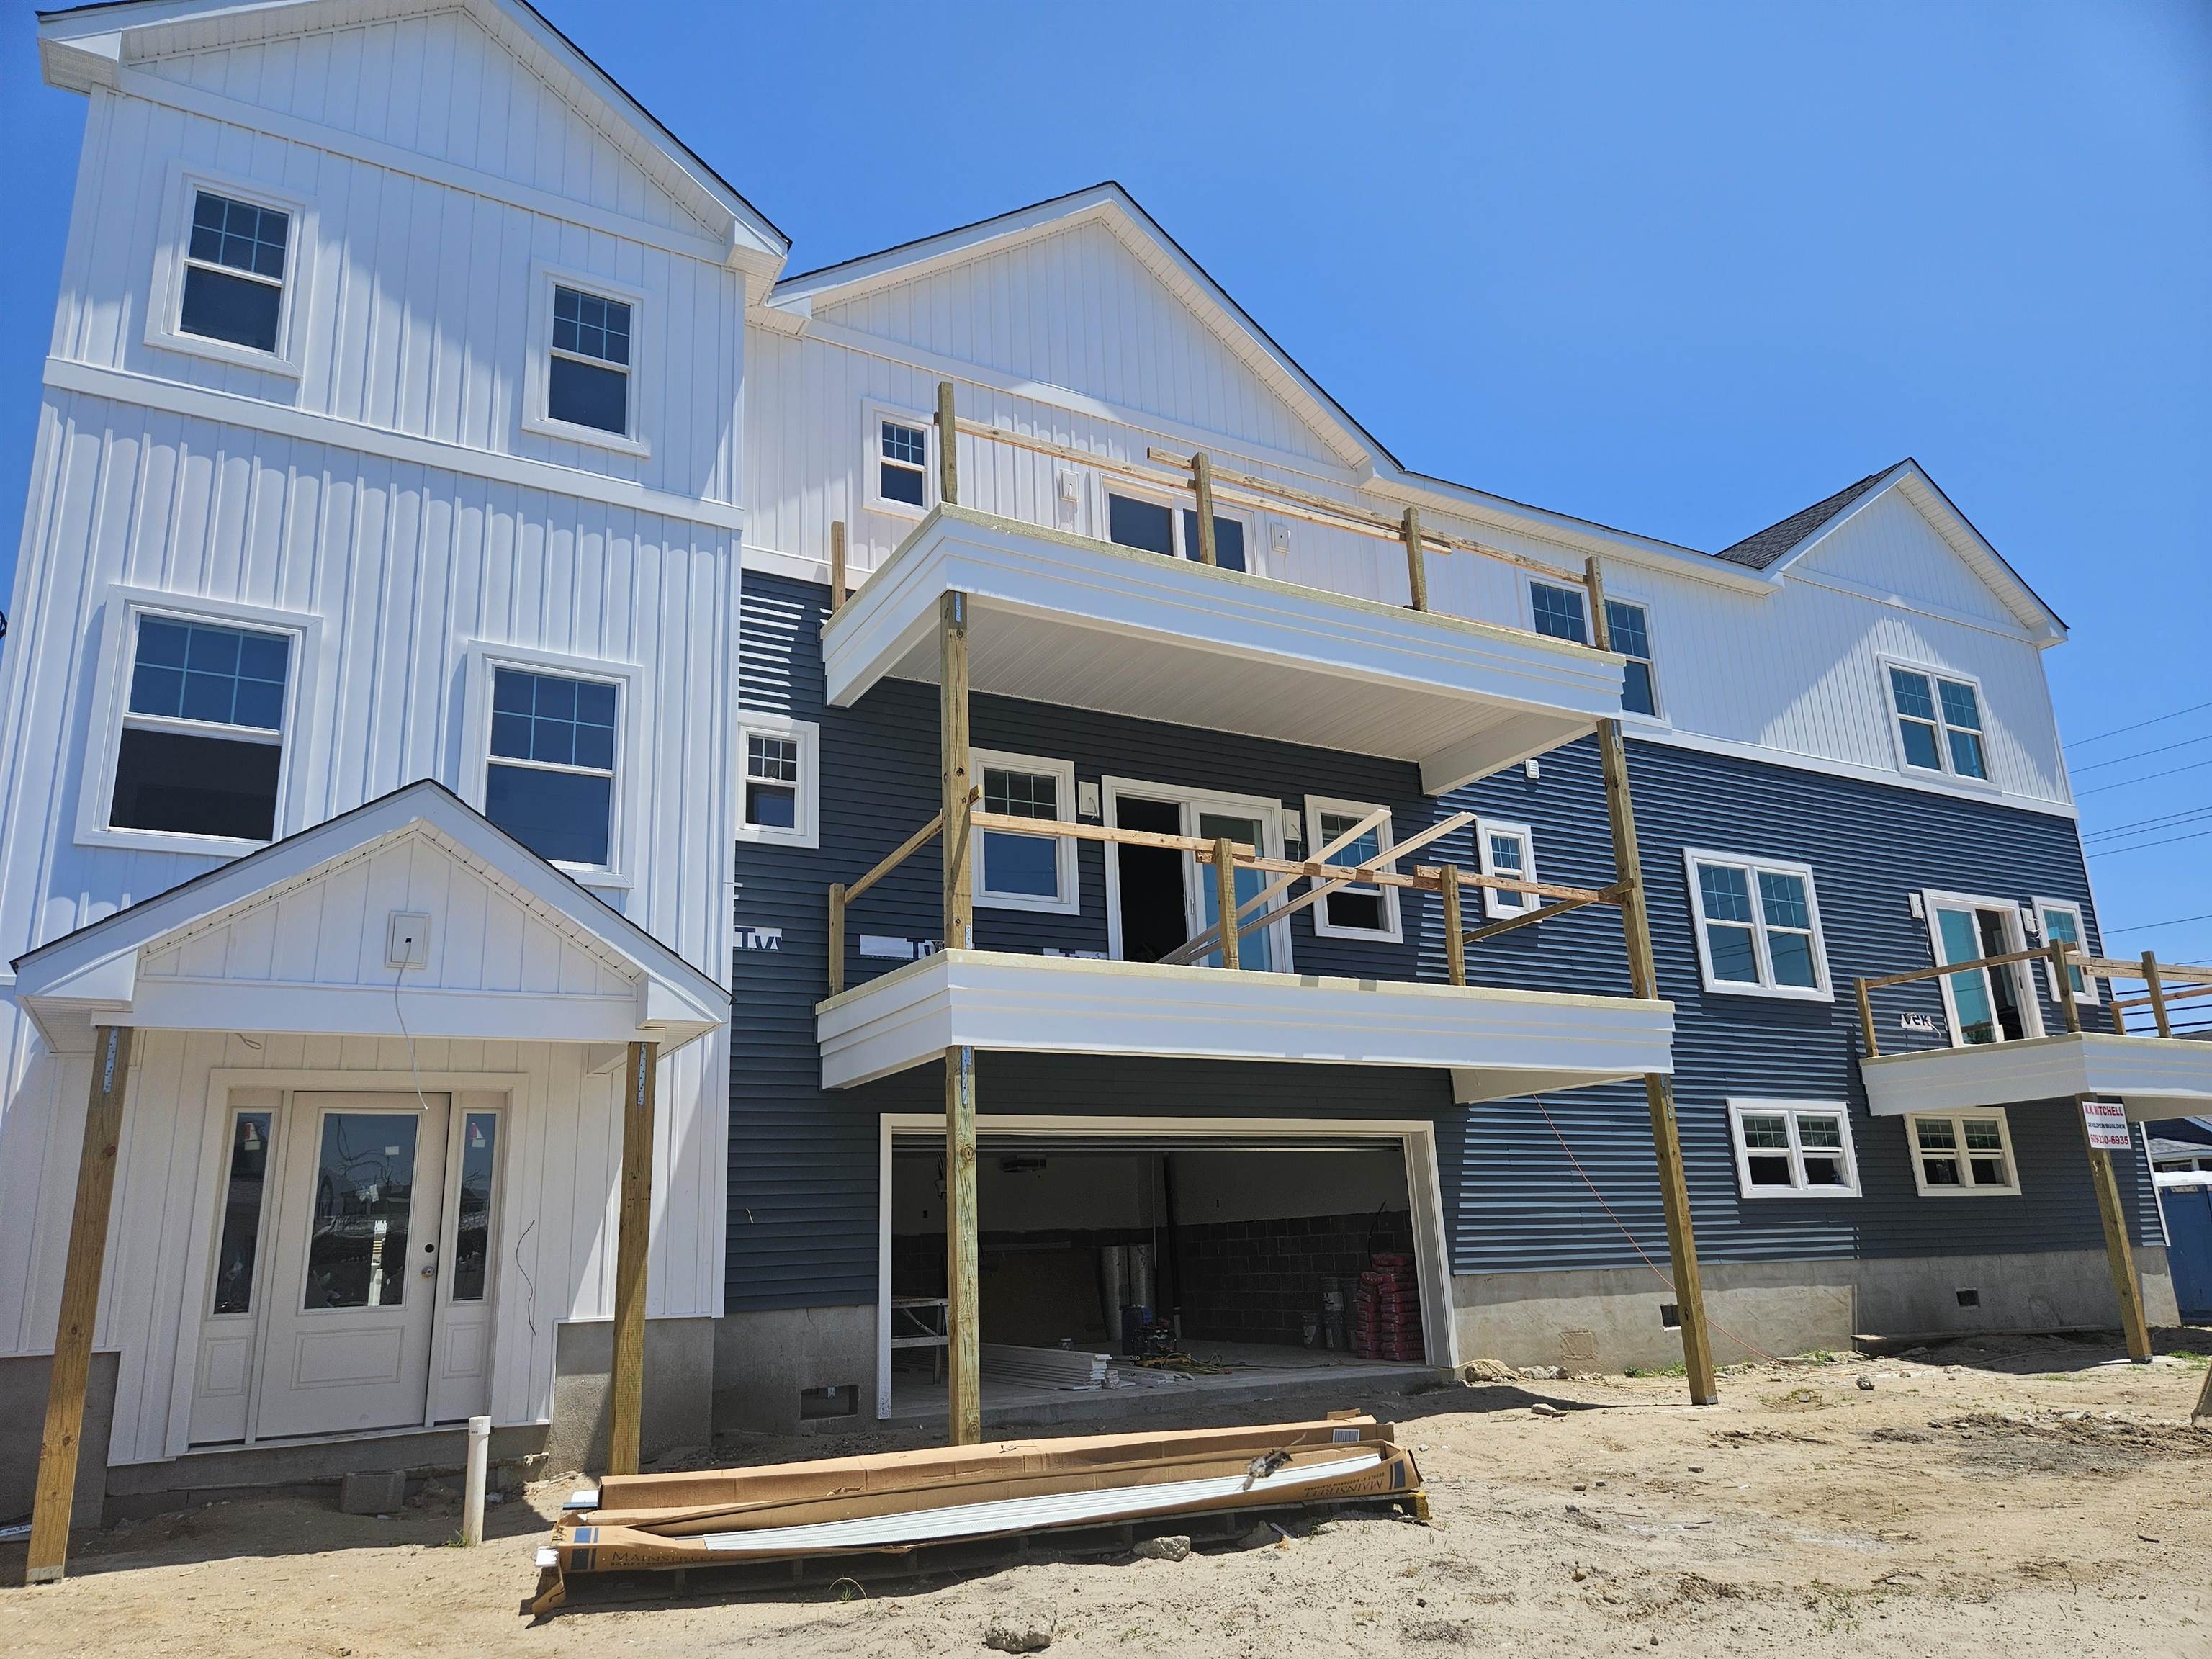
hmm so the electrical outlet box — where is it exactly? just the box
[1077,781,1102,820]
[1523,758,1541,781]
[386,911,431,970]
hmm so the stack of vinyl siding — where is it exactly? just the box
[979,1342,1116,1390]
[530,1416,1422,1611]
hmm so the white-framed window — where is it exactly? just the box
[1922,889,2041,1045]
[1881,660,1991,783]
[76,588,319,856]
[864,403,935,517]
[522,264,649,457]
[975,750,1079,913]
[145,166,312,377]
[1726,1100,1861,1198]
[1305,797,1401,942]
[1603,596,1660,719]
[1103,485,1251,573]
[1476,819,1539,920]
[1683,848,1832,1001]
[1527,578,1588,644]
[2033,898,2100,1005]
[736,711,820,850]
[1905,1110,2020,1197]
[462,642,643,884]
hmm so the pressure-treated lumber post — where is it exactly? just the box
[827,883,848,997]
[2050,940,2082,1035]
[26,1024,135,1583]
[607,1039,657,1477]
[2076,1094,2153,1364]
[1190,451,1218,566]
[941,592,974,951]
[2143,951,2171,1038]
[1402,507,1429,612]
[829,519,848,613]
[1213,837,1241,971]
[1855,978,1880,1058]
[935,380,959,506]
[1439,866,1466,987]
[944,1043,981,1445]
[1588,558,1717,1406]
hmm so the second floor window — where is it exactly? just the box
[879,419,930,507]
[181,191,289,355]
[1308,800,1398,940]
[1529,581,1588,644]
[1604,598,1658,717]
[549,286,632,436]
[977,752,1076,912]
[1477,819,1538,919]
[485,667,618,868]
[1106,492,1248,572]
[1686,850,1828,998]
[1887,665,1988,781]
[111,615,291,842]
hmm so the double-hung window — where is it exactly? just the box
[180,190,290,355]
[877,418,930,508]
[1529,580,1588,644]
[1907,1110,2020,1196]
[2034,899,2098,1004]
[1604,598,1659,717]
[976,751,1077,912]
[1684,850,1830,999]
[111,614,293,843]
[485,667,619,869]
[1306,798,1398,940]
[1886,663,1989,781]
[549,286,632,436]
[1727,1101,1860,1198]
[1476,819,1539,919]
[735,714,819,849]
[1105,490,1249,572]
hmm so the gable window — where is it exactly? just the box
[110,614,292,842]
[1306,798,1400,941]
[1529,580,1588,644]
[485,667,619,868]
[976,750,1078,913]
[878,418,930,508]
[1106,491,1249,572]
[1886,663,1989,781]
[180,191,289,354]
[1684,849,1830,999]
[2034,899,2098,1004]
[1476,819,1539,920]
[1604,598,1659,718]
[1907,1110,2020,1196]
[736,714,819,849]
[1727,1101,1861,1198]
[548,286,631,436]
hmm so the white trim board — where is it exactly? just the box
[1859,1033,2212,1122]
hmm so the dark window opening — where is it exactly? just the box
[1107,494,1176,557]
[111,726,282,840]
[1179,509,1248,572]
[1114,795,1187,963]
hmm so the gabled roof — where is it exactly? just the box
[36,0,788,270]
[1716,469,1895,570]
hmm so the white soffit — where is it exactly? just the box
[825,507,1627,793]
[814,948,1674,1093]
[1859,1033,2212,1123]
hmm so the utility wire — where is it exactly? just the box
[2104,912,2212,936]
[2095,827,2212,856]
[2084,804,2212,840]
[2068,697,2212,747]
[2070,731,2212,773]
[2077,756,2212,796]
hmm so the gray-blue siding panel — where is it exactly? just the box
[729,571,2157,1313]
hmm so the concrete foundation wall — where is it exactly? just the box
[0,1349,117,1529]
[712,1305,875,1436]
[544,1316,716,1475]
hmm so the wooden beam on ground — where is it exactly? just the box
[829,519,848,612]
[935,381,959,505]
[944,1044,981,1445]
[1402,507,1429,612]
[1439,864,1465,987]
[2076,1094,2153,1364]
[1190,452,1218,566]
[25,1024,134,1584]
[607,1040,657,1478]
[941,592,974,951]
[1590,557,1717,1406]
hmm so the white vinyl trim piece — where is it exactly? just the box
[1860,1032,2212,1122]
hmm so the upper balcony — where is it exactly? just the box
[823,500,1629,794]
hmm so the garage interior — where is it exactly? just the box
[886,1132,1435,1416]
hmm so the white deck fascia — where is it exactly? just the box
[1859,1032,2212,1122]
[815,948,1673,1094]
[823,506,1627,793]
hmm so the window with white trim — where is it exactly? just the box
[180,190,290,354]
[2034,899,2099,1005]
[1306,798,1400,941]
[109,612,294,843]
[878,418,930,508]
[548,285,632,436]
[1906,1110,2020,1196]
[485,667,621,869]
[1604,598,1659,718]
[976,750,1078,912]
[1476,819,1539,920]
[1885,663,1989,781]
[1727,1100,1860,1198]
[1529,580,1588,644]
[1683,849,1830,999]
[736,714,819,850]
[1105,489,1250,572]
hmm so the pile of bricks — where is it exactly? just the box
[1350,1251,1424,1362]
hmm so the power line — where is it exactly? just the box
[2084,804,2212,840]
[2069,697,2212,747]
[2077,756,2212,796]
[2104,912,2212,935]
[2070,731,2212,773]
[2095,826,2212,856]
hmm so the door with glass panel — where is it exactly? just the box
[1928,898,2033,1046]
[1184,804,1280,972]
[252,1093,450,1439]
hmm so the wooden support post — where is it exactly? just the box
[25,1024,134,1584]
[2143,951,2172,1038]
[935,380,959,506]
[1213,837,1241,971]
[2050,940,2082,1034]
[829,519,848,613]
[1439,865,1466,986]
[607,1039,657,1477]
[827,883,848,997]
[1191,452,1218,566]
[1855,978,1879,1058]
[940,591,974,951]
[2076,1094,2153,1364]
[1588,558,1717,1406]
[1401,507,1429,612]
[944,1044,981,1445]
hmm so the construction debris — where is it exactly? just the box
[979,1342,1128,1391]
[529,1415,1423,1612]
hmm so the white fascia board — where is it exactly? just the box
[1859,1033,2212,1122]
[814,948,1674,1092]
[824,505,1626,728]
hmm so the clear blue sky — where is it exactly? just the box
[2,1,2207,976]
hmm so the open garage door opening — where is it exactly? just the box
[876,1120,1452,1422]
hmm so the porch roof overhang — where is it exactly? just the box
[814,948,1673,1097]
[9,781,728,1055]
[1859,1033,2212,1123]
[824,506,1629,793]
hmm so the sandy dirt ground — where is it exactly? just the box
[4,1330,2208,1658]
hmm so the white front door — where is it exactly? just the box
[252,1092,450,1439]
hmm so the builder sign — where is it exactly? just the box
[2081,1097,2132,1153]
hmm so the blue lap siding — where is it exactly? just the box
[728,571,2157,1313]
